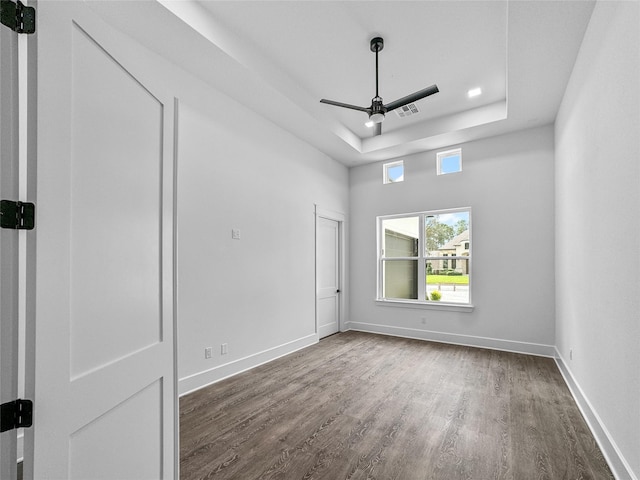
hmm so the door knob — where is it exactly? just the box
[336,289,341,293]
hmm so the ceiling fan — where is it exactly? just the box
[320,37,439,136]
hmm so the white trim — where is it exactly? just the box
[315,206,345,223]
[17,432,23,463]
[179,333,318,396]
[346,322,555,357]
[375,298,474,312]
[172,97,181,477]
[554,350,638,480]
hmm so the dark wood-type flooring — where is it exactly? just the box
[180,331,613,479]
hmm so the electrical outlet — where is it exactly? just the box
[232,229,241,240]
[421,317,426,325]
[204,347,212,359]
[221,343,228,355]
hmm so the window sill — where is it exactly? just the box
[375,299,474,312]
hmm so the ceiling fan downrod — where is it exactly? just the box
[370,37,385,123]
[371,36,383,98]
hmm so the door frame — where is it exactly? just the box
[315,205,346,337]
[0,12,20,480]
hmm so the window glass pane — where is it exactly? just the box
[387,164,404,182]
[425,211,470,256]
[426,260,469,303]
[382,216,419,257]
[440,154,461,174]
[383,260,418,300]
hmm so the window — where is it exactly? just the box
[378,208,471,306]
[437,148,462,175]
[383,160,404,184]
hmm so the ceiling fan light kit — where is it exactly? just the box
[320,36,439,136]
[370,111,385,123]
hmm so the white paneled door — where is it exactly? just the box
[25,2,176,479]
[0,11,20,480]
[317,214,342,338]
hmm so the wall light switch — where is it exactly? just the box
[232,229,241,240]
[204,347,212,359]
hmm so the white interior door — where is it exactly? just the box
[24,2,176,478]
[317,215,341,338]
[0,12,20,480]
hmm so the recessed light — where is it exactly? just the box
[467,87,482,98]
[365,121,375,128]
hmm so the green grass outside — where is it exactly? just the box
[427,275,469,285]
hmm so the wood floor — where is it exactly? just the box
[180,331,613,480]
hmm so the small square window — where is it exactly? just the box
[437,148,462,175]
[383,160,404,184]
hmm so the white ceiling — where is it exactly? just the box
[91,1,596,166]
[198,1,508,137]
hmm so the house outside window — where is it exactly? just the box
[378,208,471,305]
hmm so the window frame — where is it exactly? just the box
[436,148,462,175]
[383,160,404,184]
[376,207,473,310]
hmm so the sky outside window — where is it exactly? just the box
[437,149,462,175]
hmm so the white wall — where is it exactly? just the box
[555,2,640,478]
[349,126,556,354]
[84,2,351,395]
[176,77,349,395]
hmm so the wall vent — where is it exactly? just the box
[395,103,420,118]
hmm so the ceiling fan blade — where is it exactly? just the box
[374,123,382,136]
[320,99,370,113]
[384,84,439,112]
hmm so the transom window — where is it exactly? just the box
[383,160,404,184]
[437,148,462,175]
[377,208,471,305]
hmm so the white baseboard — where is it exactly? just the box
[179,333,318,397]
[346,321,555,357]
[554,349,638,480]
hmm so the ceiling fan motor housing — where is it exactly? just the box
[370,96,386,123]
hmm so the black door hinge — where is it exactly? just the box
[0,0,35,34]
[0,399,33,432]
[0,200,35,230]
